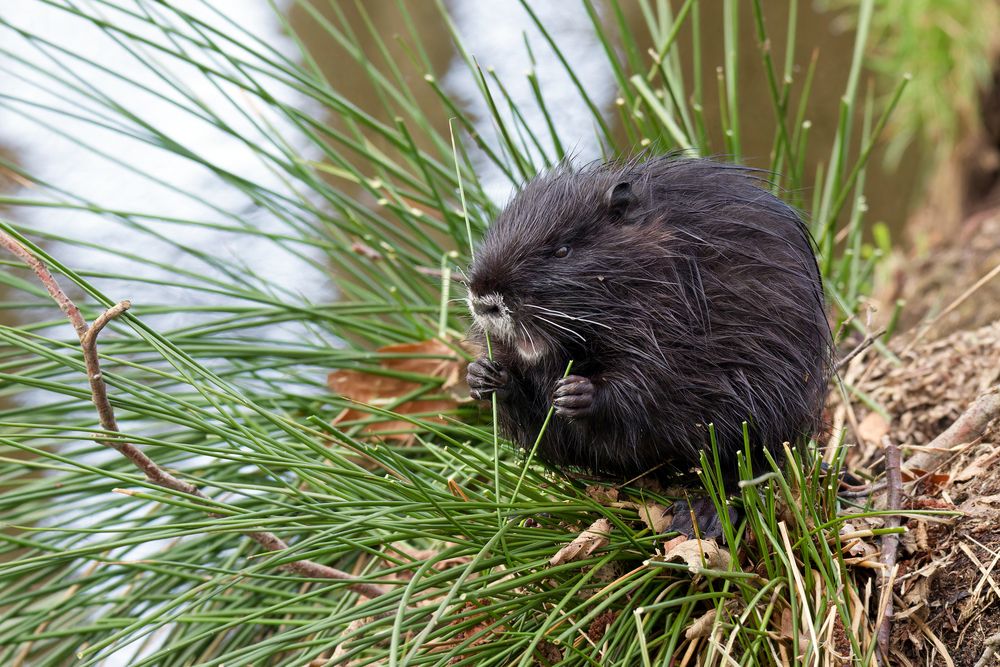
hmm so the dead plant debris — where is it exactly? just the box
[327,339,467,442]
[836,317,1000,664]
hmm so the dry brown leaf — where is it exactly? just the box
[779,607,793,640]
[535,640,563,665]
[858,412,890,443]
[635,502,672,534]
[954,449,1000,482]
[685,608,718,639]
[615,500,672,534]
[327,339,466,441]
[661,538,731,573]
[906,469,951,493]
[660,534,688,553]
[845,538,878,559]
[549,518,612,566]
[585,485,620,504]
[838,522,876,557]
[776,606,809,647]
[901,519,931,555]
[901,573,932,620]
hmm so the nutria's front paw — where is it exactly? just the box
[467,358,510,400]
[553,375,595,419]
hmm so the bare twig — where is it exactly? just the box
[902,261,1000,355]
[1,231,386,599]
[877,437,903,662]
[837,480,887,499]
[904,387,1000,473]
[975,631,1000,667]
[835,327,887,372]
[0,232,88,337]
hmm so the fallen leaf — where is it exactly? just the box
[901,519,931,555]
[660,535,688,553]
[327,339,466,441]
[779,607,793,640]
[839,522,878,559]
[911,496,955,510]
[858,412,890,443]
[844,538,877,559]
[661,538,731,573]
[635,502,672,533]
[901,574,932,623]
[549,518,612,566]
[586,485,620,504]
[954,450,1000,482]
[615,500,672,533]
[904,468,951,492]
[685,608,718,639]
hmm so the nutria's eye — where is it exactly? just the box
[554,246,570,258]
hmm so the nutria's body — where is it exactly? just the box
[466,157,831,481]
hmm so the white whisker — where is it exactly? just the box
[532,314,586,342]
[519,322,536,349]
[524,303,612,330]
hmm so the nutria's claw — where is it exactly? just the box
[468,358,510,400]
[553,375,595,419]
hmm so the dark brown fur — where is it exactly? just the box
[465,156,831,481]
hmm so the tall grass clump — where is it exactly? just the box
[824,0,1000,166]
[0,1,906,665]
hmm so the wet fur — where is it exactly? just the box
[466,156,832,480]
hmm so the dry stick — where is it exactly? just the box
[0,232,386,600]
[901,261,1000,356]
[836,480,887,499]
[835,327,886,373]
[876,437,903,662]
[904,387,1000,473]
[975,632,1000,667]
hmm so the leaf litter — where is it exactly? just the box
[835,317,1000,665]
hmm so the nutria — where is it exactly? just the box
[465,156,831,482]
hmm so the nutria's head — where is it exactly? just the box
[466,163,669,363]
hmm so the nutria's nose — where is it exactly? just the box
[472,297,501,317]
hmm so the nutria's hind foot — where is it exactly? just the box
[468,358,510,400]
[669,496,740,542]
[553,375,595,419]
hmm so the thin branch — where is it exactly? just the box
[0,232,87,337]
[837,480,887,499]
[901,261,1000,355]
[82,301,130,438]
[1,231,386,600]
[835,327,886,372]
[904,387,1000,473]
[877,437,903,661]
[975,632,1000,667]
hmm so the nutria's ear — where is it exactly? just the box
[607,181,633,221]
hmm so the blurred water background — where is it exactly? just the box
[0,0,918,332]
